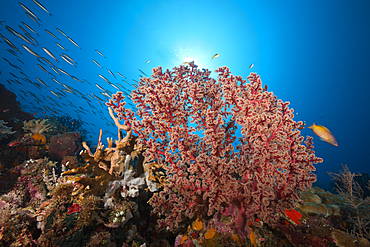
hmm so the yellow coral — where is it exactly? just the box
[181,234,188,244]
[193,217,203,231]
[205,227,215,239]
[32,133,46,144]
[249,226,256,247]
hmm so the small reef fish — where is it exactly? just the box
[82,79,91,85]
[122,79,130,86]
[146,60,150,63]
[107,82,120,90]
[56,67,70,76]
[56,28,67,37]
[9,72,19,79]
[40,56,55,67]
[3,109,10,113]
[45,29,59,40]
[18,25,29,34]
[32,0,52,15]
[67,36,81,49]
[23,44,40,57]
[91,92,103,101]
[19,2,40,21]
[5,25,19,38]
[98,74,110,83]
[211,54,219,60]
[60,55,76,66]
[95,49,106,58]
[8,141,22,147]
[51,78,62,85]
[0,34,18,52]
[37,58,46,65]
[15,31,35,46]
[95,83,105,91]
[249,64,254,69]
[70,75,82,82]
[36,77,47,87]
[23,32,39,45]
[42,47,59,62]
[21,22,38,35]
[25,12,41,26]
[116,72,125,78]
[308,123,338,146]
[107,69,116,78]
[55,42,67,50]
[50,89,61,98]
[138,69,147,77]
[92,59,102,68]
[100,91,110,98]
[62,53,77,64]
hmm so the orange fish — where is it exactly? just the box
[33,112,37,115]
[3,109,9,113]
[308,123,338,146]
[8,141,22,147]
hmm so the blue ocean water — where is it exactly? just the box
[0,0,369,190]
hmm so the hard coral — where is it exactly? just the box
[298,187,343,217]
[62,137,121,198]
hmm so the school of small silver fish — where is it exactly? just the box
[0,1,150,139]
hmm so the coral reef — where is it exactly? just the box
[1,65,370,246]
[107,63,323,238]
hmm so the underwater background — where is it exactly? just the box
[0,0,370,245]
[1,0,369,190]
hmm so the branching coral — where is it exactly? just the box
[62,132,121,198]
[328,164,370,240]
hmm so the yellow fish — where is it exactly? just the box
[211,54,219,60]
[308,123,338,146]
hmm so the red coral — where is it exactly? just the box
[285,209,302,225]
[67,203,82,214]
[107,63,323,236]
